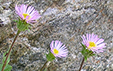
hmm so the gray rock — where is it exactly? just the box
[0,0,113,71]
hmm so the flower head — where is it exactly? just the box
[50,40,68,58]
[15,4,41,23]
[81,33,106,53]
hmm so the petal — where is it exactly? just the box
[27,6,34,14]
[55,40,59,48]
[96,39,104,45]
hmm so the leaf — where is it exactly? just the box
[3,52,10,66]
[0,64,3,71]
[84,57,87,62]
[46,52,55,61]
[13,20,18,22]
[81,43,96,61]
[0,64,12,71]
[4,64,12,71]
[17,19,30,31]
[81,43,86,48]
[27,29,30,32]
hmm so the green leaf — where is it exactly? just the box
[4,64,12,71]
[27,29,30,32]
[46,51,55,61]
[81,43,86,48]
[0,64,3,71]
[84,57,87,62]
[81,43,96,61]
[13,20,18,22]
[3,52,10,66]
[17,19,30,31]
[0,64,12,71]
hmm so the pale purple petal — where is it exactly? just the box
[50,40,68,58]
[81,33,106,53]
[15,4,41,24]
[27,6,34,14]
[96,39,104,45]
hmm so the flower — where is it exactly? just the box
[50,40,68,58]
[81,33,106,53]
[15,4,41,23]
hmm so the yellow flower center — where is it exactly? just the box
[23,13,31,20]
[88,41,96,49]
[53,49,59,54]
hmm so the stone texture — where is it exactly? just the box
[0,0,113,71]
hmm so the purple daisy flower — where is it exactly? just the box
[15,4,41,23]
[81,33,106,53]
[50,40,68,58]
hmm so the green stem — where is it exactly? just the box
[1,30,20,71]
[79,57,85,71]
[40,61,48,71]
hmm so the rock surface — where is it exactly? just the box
[0,0,113,71]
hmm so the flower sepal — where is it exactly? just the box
[81,43,96,62]
[16,18,30,31]
[46,51,55,61]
